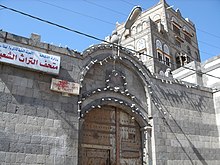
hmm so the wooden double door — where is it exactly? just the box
[79,106,143,165]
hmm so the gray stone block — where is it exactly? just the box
[54,156,65,165]
[24,105,37,116]
[9,143,25,153]
[5,124,15,133]
[0,152,6,162]
[25,144,43,154]
[36,107,48,118]
[5,153,16,163]
[27,116,38,125]
[37,155,46,164]
[15,153,25,163]
[31,135,41,144]
[18,134,31,143]
[42,145,50,155]
[25,154,37,164]
[45,155,54,165]
[45,119,54,127]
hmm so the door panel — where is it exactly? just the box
[81,148,110,165]
[79,106,142,165]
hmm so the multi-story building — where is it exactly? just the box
[111,0,200,75]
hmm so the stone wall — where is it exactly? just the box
[0,30,219,165]
[151,75,220,165]
[0,31,81,165]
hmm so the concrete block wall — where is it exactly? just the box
[0,31,80,165]
[151,77,220,165]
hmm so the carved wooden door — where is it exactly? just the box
[79,106,142,165]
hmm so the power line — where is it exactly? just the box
[36,0,220,53]
[1,4,220,82]
[198,40,220,50]
[82,0,127,16]
[0,4,107,43]
[197,28,220,39]
[119,0,137,6]
[35,0,115,26]
[119,0,147,10]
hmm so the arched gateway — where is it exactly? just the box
[79,105,142,165]
[78,44,153,165]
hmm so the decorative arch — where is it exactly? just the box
[156,39,162,50]
[153,14,161,22]
[79,44,153,119]
[183,25,190,33]
[142,21,148,29]
[137,23,142,33]
[171,16,178,24]
[137,38,146,51]
[78,44,153,165]
[163,44,169,55]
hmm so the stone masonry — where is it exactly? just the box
[0,30,220,165]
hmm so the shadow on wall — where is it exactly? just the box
[152,84,210,165]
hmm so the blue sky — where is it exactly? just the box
[0,0,220,62]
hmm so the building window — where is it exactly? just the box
[183,26,192,44]
[142,22,147,29]
[171,17,181,36]
[175,39,181,48]
[137,38,146,51]
[165,56,170,66]
[137,24,142,33]
[157,51,163,62]
[156,40,172,66]
[185,34,191,44]
[163,44,169,55]
[156,40,162,50]
[156,40,163,62]
[176,52,190,68]
[187,46,191,56]
[173,25,180,36]
[176,56,181,68]
[153,14,161,23]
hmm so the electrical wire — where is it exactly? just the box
[197,28,220,39]
[34,0,115,26]
[36,0,220,53]
[82,0,127,16]
[1,4,220,81]
[198,40,220,50]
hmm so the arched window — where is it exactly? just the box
[156,40,162,50]
[183,25,190,33]
[137,24,142,33]
[171,17,178,24]
[171,17,181,36]
[137,38,146,51]
[142,21,147,29]
[153,14,161,23]
[163,44,170,66]
[163,44,169,55]
[156,40,163,62]
[183,26,192,44]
